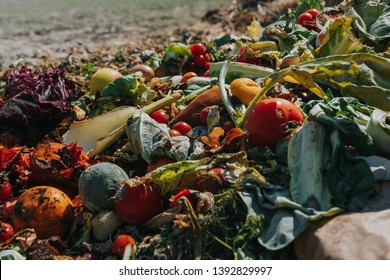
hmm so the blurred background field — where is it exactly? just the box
[0,0,232,67]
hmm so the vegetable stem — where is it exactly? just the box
[219,61,240,127]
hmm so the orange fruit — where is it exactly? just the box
[230,77,262,106]
[13,186,75,239]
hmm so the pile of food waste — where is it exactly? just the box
[1,0,390,260]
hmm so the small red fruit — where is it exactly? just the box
[298,12,316,30]
[1,222,14,242]
[150,109,169,124]
[112,234,136,256]
[0,181,12,202]
[189,43,206,57]
[200,107,210,124]
[172,122,192,135]
[168,129,182,137]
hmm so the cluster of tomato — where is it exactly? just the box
[297,8,320,30]
[188,43,211,74]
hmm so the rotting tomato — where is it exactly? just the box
[172,122,192,135]
[0,181,12,201]
[298,12,316,30]
[114,184,164,225]
[1,222,14,242]
[150,109,169,124]
[112,234,136,256]
[245,98,304,149]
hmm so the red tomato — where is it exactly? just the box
[245,98,304,149]
[194,54,206,67]
[180,72,198,83]
[146,157,175,173]
[172,122,192,135]
[150,109,169,124]
[189,43,206,57]
[114,185,164,225]
[222,120,235,133]
[307,9,320,18]
[298,12,316,30]
[1,222,14,242]
[203,70,210,77]
[0,181,12,201]
[0,197,18,221]
[112,234,135,256]
[168,129,182,137]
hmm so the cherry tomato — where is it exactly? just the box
[189,43,206,57]
[172,122,192,135]
[194,54,206,67]
[146,157,175,173]
[307,9,320,18]
[168,129,182,137]
[0,181,12,201]
[200,106,210,124]
[82,253,96,260]
[298,12,316,30]
[180,72,198,83]
[203,70,210,77]
[114,185,164,225]
[150,109,169,124]
[1,222,14,242]
[112,234,136,256]
[204,53,211,61]
[245,98,304,149]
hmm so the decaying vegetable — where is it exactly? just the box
[13,186,75,239]
[78,162,129,213]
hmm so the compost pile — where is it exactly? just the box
[1,0,390,260]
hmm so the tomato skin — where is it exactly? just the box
[245,98,304,149]
[180,72,198,83]
[114,185,164,225]
[150,109,169,124]
[307,9,320,18]
[172,122,192,135]
[298,12,316,30]
[168,129,182,137]
[1,222,14,242]
[190,43,206,57]
[194,54,206,67]
[112,234,135,256]
[0,181,12,201]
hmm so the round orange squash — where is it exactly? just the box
[13,186,75,239]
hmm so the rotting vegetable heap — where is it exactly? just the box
[1,0,390,260]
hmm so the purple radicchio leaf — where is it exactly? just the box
[0,67,79,127]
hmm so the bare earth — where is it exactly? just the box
[0,0,233,68]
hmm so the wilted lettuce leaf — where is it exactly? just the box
[297,53,390,111]
[316,17,368,57]
[347,0,390,51]
[101,73,156,105]
[125,113,200,164]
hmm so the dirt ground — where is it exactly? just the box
[0,0,312,69]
